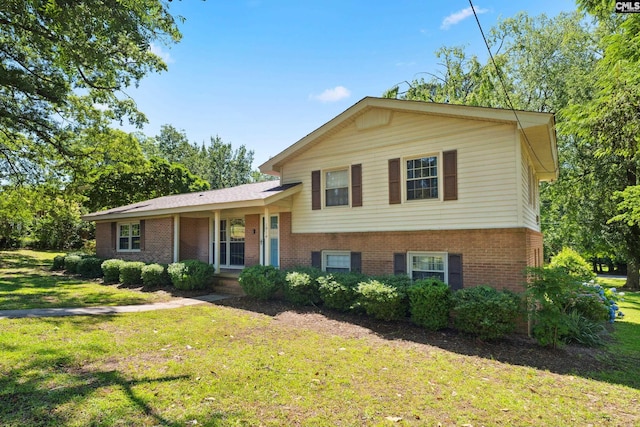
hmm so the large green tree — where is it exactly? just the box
[0,0,181,181]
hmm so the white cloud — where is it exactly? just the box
[149,43,174,64]
[309,86,351,103]
[440,6,488,30]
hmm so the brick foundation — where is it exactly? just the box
[279,213,542,293]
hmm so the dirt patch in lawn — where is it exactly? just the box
[215,296,612,378]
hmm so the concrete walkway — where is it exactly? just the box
[0,294,232,319]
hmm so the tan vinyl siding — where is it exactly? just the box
[283,111,523,233]
[521,142,541,231]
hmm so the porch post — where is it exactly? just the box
[208,214,214,266]
[173,214,180,263]
[264,207,270,266]
[214,210,221,273]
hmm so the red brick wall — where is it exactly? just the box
[95,217,174,263]
[279,212,541,293]
[180,217,209,262]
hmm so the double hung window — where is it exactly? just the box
[325,169,349,207]
[323,251,351,273]
[406,156,438,201]
[118,222,140,251]
[408,252,447,282]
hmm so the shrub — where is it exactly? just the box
[549,247,595,282]
[356,279,408,321]
[238,265,283,299]
[564,310,606,347]
[51,255,66,271]
[101,259,125,284]
[63,254,82,274]
[141,263,171,287]
[451,286,522,340]
[318,272,365,312]
[77,257,104,279]
[573,292,609,323]
[283,268,322,305]
[168,260,215,290]
[119,261,145,286]
[408,278,451,331]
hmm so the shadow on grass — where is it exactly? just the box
[0,333,230,427]
[215,296,640,390]
[0,250,58,269]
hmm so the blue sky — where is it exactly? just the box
[127,0,576,168]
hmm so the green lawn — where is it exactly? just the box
[0,250,171,310]
[0,253,639,425]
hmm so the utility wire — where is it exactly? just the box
[467,0,554,174]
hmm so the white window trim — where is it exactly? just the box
[219,217,246,269]
[407,251,448,284]
[403,152,442,203]
[117,221,141,252]
[323,166,351,208]
[322,250,351,272]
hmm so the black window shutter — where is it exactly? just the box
[393,253,406,275]
[311,170,321,210]
[351,164,362,207]
[111,222,117,250]
[311,251,322,269]
[448,253,463,290]
[350,252,362,273]
[388,158,401,204]
[443,150,458,201]
[140,220,146,251]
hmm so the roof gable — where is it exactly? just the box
[259,97,558,180]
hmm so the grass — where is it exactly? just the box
[0,250,171,310]
[0,254,639,425]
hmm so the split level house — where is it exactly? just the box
[83,97,558,294]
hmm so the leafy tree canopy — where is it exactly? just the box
[0,0,181,181]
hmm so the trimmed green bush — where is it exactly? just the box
[77,257,104,279]
[408,278,451,331]
[549,247,595,282]
[63,255,82,274]
[356,279,408,321]
[318,272,365,312]
[51,255,66,271]
[141,263,171,287]
[101,259,125,284]
[451,285,522,340]
[119,261,145,286]
[168,260,215,290]
[238,265,283,300]
[283,268,322,305]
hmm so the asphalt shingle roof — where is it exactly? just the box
[82,180,300,221]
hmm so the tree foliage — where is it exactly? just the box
[0,0,181,181]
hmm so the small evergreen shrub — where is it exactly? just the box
[51,255,66,271]
[549,247,595,282]
[451,285,522,340]
[168,260,215,290]
[101,259,125,284]
[63,254,82,274]
[119,261,145,286]
[318,272,365,312]
[238,265,283,299]
[283,268,322,305]
[356,279,408,321]
[408,278,451,331]
[77,257,104,279]
[141,263,171,287]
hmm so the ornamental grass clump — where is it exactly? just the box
[238,265,283,300]
[119,261,145,286]
[408,278,451,331]
[283,268,322,306]
[168,260,215,290]
[451,285,522,340]
[101,259,125,284]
